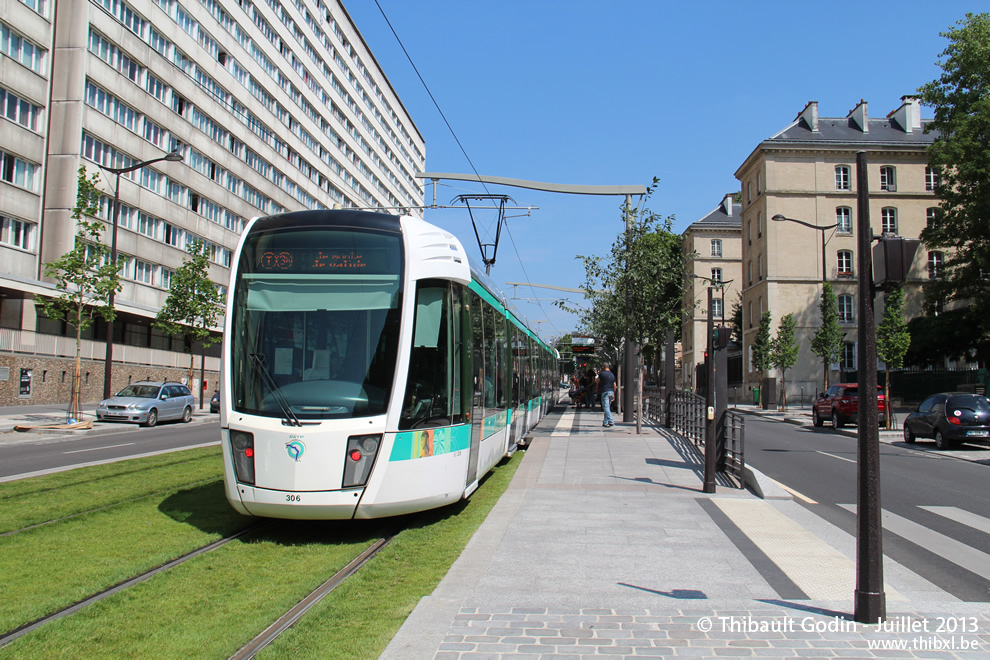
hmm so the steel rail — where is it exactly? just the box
[228,535,395,660]
[0,522,267,648]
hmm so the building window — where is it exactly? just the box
[837,250,854,276]
[926,166,939,191]
[835,165,850,191]
[836,207,852,233]
[837,294,854,323]
[134,259,154,285]
[757,212,762,238]
[711,298,724,319]
[841,342,857,370]
[748,261,753,286]
[927,207,941,229]
[1,86,42,131]
[881,207,898,235]
[747,220,752,245]
[748,301,753,329]
[928,251,944,279]
[0,22,47,73]
[1,215,33,250]
[710,239,722,257]
[880,166,896,192]
[711,267,722,283]
[758,254,763,281]
[0,151,39,191]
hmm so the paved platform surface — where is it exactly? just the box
[382,403,990,659]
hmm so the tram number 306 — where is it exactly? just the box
[286,494,302,503]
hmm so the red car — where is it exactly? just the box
[812,383,886,428]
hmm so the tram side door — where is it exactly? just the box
[466,291,484,487]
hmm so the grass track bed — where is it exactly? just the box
[1,447,522,658]
[0,480,250,634]
[0,448,223,533]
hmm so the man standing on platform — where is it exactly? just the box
[597,364,616,428]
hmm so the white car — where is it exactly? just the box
[96,381,196,427]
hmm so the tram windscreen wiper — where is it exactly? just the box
[249,353,302,427]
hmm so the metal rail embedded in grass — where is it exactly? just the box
[228,534,395,660]
[0,522,267,648]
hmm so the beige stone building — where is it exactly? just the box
[734,98,938,406]
[0,0,423,405]
[680,194,742,391]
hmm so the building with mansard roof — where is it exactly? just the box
[734,97,939,406]
[0,0,424,405]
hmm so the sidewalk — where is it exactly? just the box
[382,403,989,659]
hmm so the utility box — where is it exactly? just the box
[873,236,921,289]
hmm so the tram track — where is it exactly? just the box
[229,533,396,660]
[0,522,267,648]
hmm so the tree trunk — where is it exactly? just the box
[71,317,82,422]
[188,349,195,389]
[780,370,787,412]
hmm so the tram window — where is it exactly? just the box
[470,291,484,412]
[450,284,469,424]
[495,312,508,410]
[483,303,498,410]
[399,280,453,429]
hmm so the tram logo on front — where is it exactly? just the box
[285,440,305,462]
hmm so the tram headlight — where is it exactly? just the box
[230,430,255,485]
[342,434,382,488]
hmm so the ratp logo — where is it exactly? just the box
[285,440,305,462]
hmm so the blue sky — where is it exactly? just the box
[344,1,975,341]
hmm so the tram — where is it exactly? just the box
[219,209,559,519]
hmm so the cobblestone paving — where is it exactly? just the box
[435,607,990,659]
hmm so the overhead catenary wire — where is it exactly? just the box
[373,1,564,341]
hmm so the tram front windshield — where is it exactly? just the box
[230,227,403,420]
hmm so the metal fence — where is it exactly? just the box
[643,387,745,487]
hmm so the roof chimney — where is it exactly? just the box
[721,193,735,216]
[889,96,922,133]
[848,100,868,132]
[797,101,819,132]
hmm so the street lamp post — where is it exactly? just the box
[100,150,183,399]
[771,214,839,392]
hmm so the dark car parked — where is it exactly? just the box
[210,390,220,414]
[903,392,990,450]
[812,383,887,429]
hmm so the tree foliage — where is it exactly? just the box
[918,12,990,353]
[36,166,122,419]
[771,313,799,411]
[565,189,688,362]
[877,285,911,427]
[752,310,773,402]
[154,240,225,386]
[810,282,843,390]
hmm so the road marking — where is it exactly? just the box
[840,504,990,582]
[63,442,135,454]
[714,499,902,601]
[920,506,990,535]
[551,407,575,436]
[772,479,817,504]
[816,450,856,464]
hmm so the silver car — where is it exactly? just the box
[96,381,196,427]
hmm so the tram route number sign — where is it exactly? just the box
[256,248,389,274]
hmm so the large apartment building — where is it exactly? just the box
[734,97,938,405]
[0,0,424,405]
[680,193,741,391]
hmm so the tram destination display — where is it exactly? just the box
[255,247,391,274]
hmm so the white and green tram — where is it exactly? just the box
[220,209,559,519]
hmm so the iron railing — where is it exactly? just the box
[723,409,745,484]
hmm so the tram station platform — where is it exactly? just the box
[381,402,989,659]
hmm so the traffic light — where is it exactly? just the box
[713,326,730,350]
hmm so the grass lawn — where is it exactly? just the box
[0,447,523,659]
[0,447,223,533]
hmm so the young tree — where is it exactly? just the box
[729,293,743,343]
[36,166,122,421]
[918,13,990,352]
[154,240,225,405]
[562,186,688,368]
[877,286,911,428]
[771,313,799,411]
[752,311,773,407]
[810,282,843,392]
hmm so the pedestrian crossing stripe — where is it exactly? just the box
[714,499,903,601]
[920,505,990,536]
[839,504,990,582]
